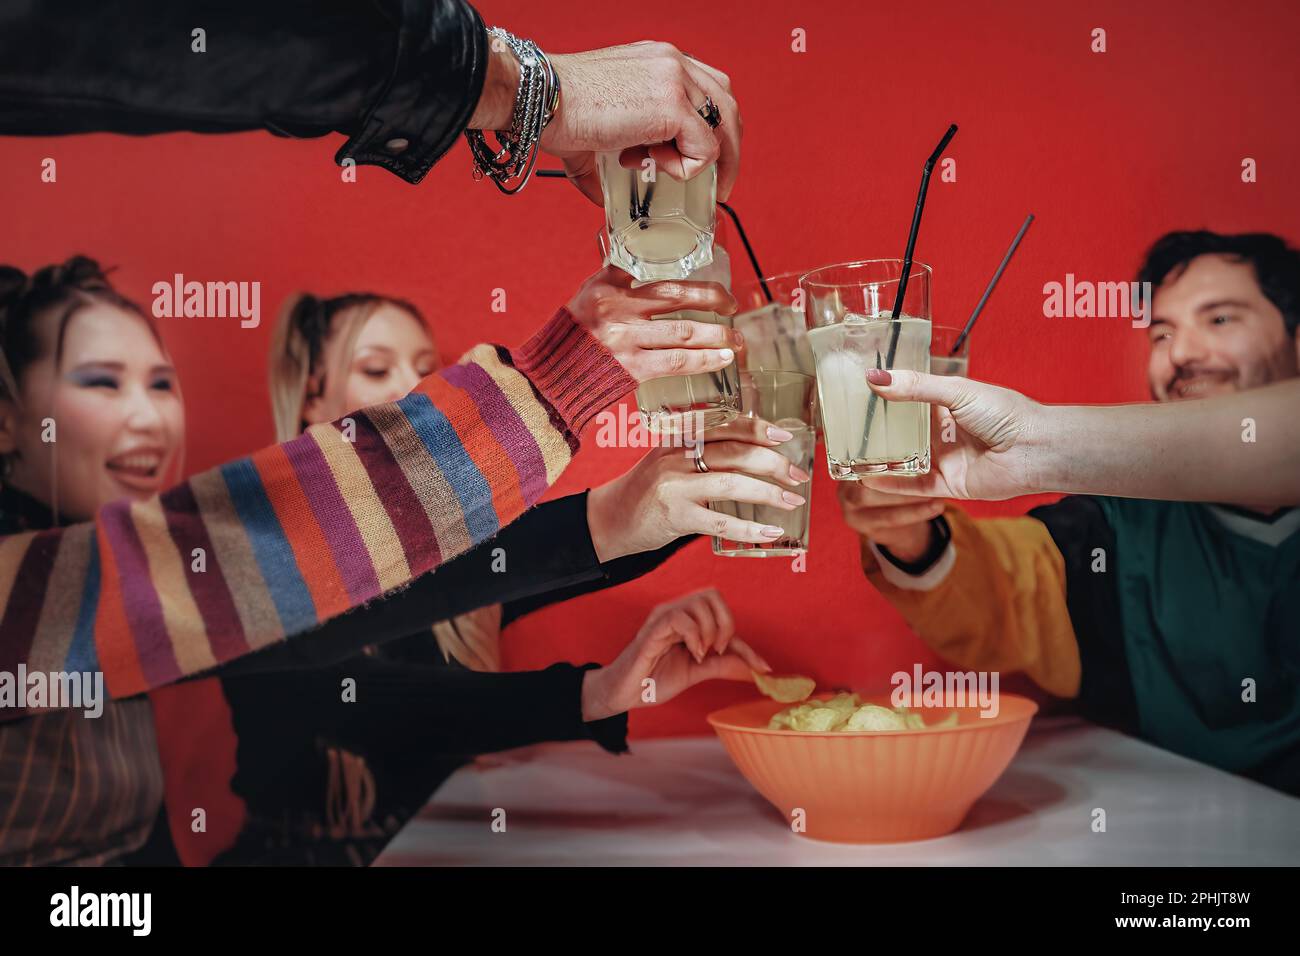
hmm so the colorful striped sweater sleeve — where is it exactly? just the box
[0,309,634,706]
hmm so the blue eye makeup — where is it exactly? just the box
[67,370,119,389]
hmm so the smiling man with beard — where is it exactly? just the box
[837,231,1300,794]
[1144,234,1299,401]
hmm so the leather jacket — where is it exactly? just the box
[0,0,488,183]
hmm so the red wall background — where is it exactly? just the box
[3,0,1298,738]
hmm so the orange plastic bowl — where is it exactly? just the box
[707,693,1038,843]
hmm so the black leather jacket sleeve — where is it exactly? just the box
[0,0,488,184]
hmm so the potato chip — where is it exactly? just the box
[792,707,846,732]
[768,696,960,733]
[753,672,816,703]
[821,692,861,713]
[845,704,909,732]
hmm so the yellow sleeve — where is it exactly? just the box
[860,509,1082,698]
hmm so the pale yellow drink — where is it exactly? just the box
[930,355,969,377]
[599,153,716,281]
[710,370,816,555]
[734,303,816,377]
[635,307,741,434]
[809,315,931,478]
[634,246,739,434]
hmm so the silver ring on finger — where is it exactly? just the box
[696,95,722,130]
[693,441,710,474]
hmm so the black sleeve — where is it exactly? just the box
[0,0,487,184]
[213,493,606,676]
[224,657,628,757]
[875,516,951,575]
[501,535,700,627]
[1028,496,1139,734]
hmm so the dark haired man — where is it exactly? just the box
[838,231,1300,794]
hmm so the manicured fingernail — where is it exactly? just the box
[760,526,784,538]
[866,368,892,385]
[719,348,735,363]
[767,425,794,442]
[781,491,805,506]
[730,329,745,346]
[789,465,812,483]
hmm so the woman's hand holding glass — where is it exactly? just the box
[586,415,810,562]
[565,266,742,383]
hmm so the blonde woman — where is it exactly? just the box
[263,289,810,666]
[176,289,810,864]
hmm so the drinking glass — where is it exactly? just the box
[709,371,816,557]
[598,151,716,281]
[929,324,971,376]
[597,228,741,435]
[731,272,817,383]
[800,260,933,479]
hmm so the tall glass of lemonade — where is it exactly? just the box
[800,260,933,479]
[709,273,818,556]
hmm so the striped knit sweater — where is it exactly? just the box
[0,309,634,710]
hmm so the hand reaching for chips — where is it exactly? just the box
[579,589,771,722]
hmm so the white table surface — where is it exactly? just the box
[376,718,1300,866]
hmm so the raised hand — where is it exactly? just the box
[565,265,742,383]
[836,481,945,562]
[540,41,741,204]
[586,414,809,561]
[857,368,1045,501]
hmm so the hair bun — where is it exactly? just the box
[290,293,323,331]
[28,255,111,297]
[0,266,27,315]
[64,255,112,289]
[287,293,329,365]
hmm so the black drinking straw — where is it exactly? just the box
[538,168,774,299]
[718,201,772,303]
[951,213,1033,355]
[863,123,958,441]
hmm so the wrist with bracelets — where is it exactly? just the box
[465,27,561,195]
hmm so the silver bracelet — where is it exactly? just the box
[465,27,561,195]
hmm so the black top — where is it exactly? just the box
[215,491,694,755]
[1025,497,1138,736]
[0,483,57,535]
